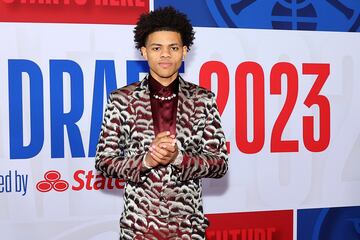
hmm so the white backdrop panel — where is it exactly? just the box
[0,23,359,239]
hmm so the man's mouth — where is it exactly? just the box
[159,62,172,68]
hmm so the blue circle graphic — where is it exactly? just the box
[206,0,360,31]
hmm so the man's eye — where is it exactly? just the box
[152,47,160,51]
[171,47,179,51]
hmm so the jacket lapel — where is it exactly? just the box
[130,76,155,150]
[176,77,195,145]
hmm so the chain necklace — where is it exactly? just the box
[152,93,177,101]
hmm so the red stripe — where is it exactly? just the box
[0,0,149,24]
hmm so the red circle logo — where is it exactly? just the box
[36,170,69,192]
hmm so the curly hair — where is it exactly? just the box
[134,6,195,51]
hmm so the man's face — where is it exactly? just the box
[141,31,187,86]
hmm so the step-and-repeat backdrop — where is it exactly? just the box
[1,0,360,239]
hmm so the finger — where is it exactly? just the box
[150,150,171,165]
[150,152,164,164]
[149,147,167,163]
[153,138,173,146]
[149,145,167,159]
[152,145,172,157]
[152,138,175,149]
[145,153,159,167]
[159,143,176,152]
[152,148,174,165]
[155,131,171,139]
[156,137,177,146]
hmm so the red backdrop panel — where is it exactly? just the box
[0,0,149,24]
[205,210,293,240]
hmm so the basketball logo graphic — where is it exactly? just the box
[206,0,360,31]
[271,0,317,30]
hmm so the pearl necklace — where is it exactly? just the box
[152,93,177,101]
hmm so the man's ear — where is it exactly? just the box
[182,46,188,60]
[141,46,147,60]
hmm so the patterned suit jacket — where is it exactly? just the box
[95,76,228,239]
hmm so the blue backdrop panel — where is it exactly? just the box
[155,0,360,32]
[297,206,360,240]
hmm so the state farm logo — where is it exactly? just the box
[36,170,125,192]
[36,170,69,192]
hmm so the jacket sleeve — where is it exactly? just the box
[172,93,229,181]
[95,93,148,183]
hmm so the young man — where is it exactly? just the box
[95,6,228,239]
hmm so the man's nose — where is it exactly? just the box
[160,48,171,57]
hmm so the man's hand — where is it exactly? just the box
[144,131,178,168]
